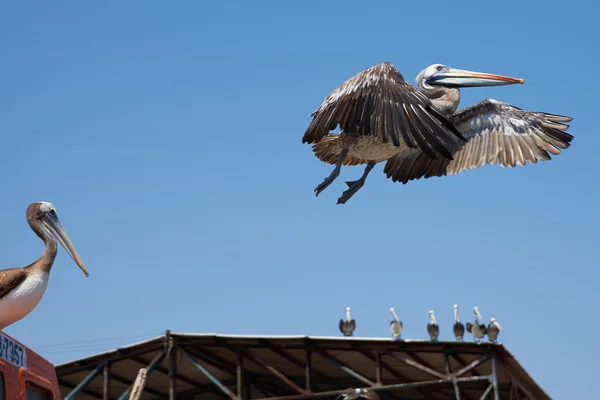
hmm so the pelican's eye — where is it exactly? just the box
[436,65,444,71]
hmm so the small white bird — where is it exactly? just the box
[339,306,356,336]
[466,306,487,342]
[453,304,465,341]
[389,307,403,340]
[487,317,503,342]
[427,310,439,341]
[335,388,379,400]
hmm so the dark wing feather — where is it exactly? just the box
[303,62,466,159]
[0,268,27,300]
[383,99,573,183]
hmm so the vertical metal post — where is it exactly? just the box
[375,352,382,385]
[103,361,111,400]
[491,353,500,400]
[304,348,312,392]
[168,331,177,400]
[237,350,245,399]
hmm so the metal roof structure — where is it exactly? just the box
[55,332,549,400]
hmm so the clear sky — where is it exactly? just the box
[0,0,597,398]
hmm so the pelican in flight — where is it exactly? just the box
[487,317,503,343]
[389,307,403,340]
[427,310,439,342]
[339,306,356,336]
[453,304,465,341]
[466,306,487,342]
[303,62,573,204]
[0,202,88,330]
[335,388,379,400]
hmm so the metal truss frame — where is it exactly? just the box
[59,332,537,400]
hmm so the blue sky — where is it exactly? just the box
[0,0,597,398]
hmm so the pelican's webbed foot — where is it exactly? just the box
[314,148,348,197]
[337,161,376,205]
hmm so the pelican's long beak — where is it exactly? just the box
[42,214,89,277]
[430,67,525,87]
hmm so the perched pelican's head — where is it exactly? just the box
[346,306,351,312]
[490,317,503,331]
[417,64,524,90]
[454,304,458,309]
[28,201,89,277]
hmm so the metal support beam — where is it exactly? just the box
[304,348,311,392]
[479,383,493,400]
[237,350,245,399]
[167,331,177,400]
[185,345,284,397]
[454,354,491,378]
[103,362,111,400]
[360,350,439,400]
[375,352,382,385]
[244,348,307,394]
[181,347,239,400]
[491,353,499,400]
[64,364,103,400]
[59,379,104,400]
[385,352,446,380]
[117,350,165,400]
[316,350,375,386]
[96,367,168,398]
[253,375,492,400]
[56,344,165,375]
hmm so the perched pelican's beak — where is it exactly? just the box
[430,67,525,87]
[42,213,89,277]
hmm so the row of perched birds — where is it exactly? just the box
[338,305,503,343]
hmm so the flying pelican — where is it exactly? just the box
[339,306,356,336]
[0,202,88,330]
[335,388,379,400]
[487,317,503,343]
[389,307,403,340]
[427,310,439,342]
[303,62,573,204]
[453,304,465,341]
[466,306,487,342]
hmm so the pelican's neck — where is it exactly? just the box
[345,309,351,322]
[417,84,460,117]
[27,218,57,274]
[429,314,437,325]
[454,308,459,322]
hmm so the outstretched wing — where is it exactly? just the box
[445,99,573,174]
[303,62,466,160]
[384,99,573,183]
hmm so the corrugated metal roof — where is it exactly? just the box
[55,333,550,400]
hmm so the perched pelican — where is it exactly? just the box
[427,310,439,342]
[487,317,503,343]
[466,306,487,342]
[303,62,573,204]
[0,202,88,330]
[453,304,465,341]
[389,307,403,340]
[335,388,379,400]
[339,306,356,336]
